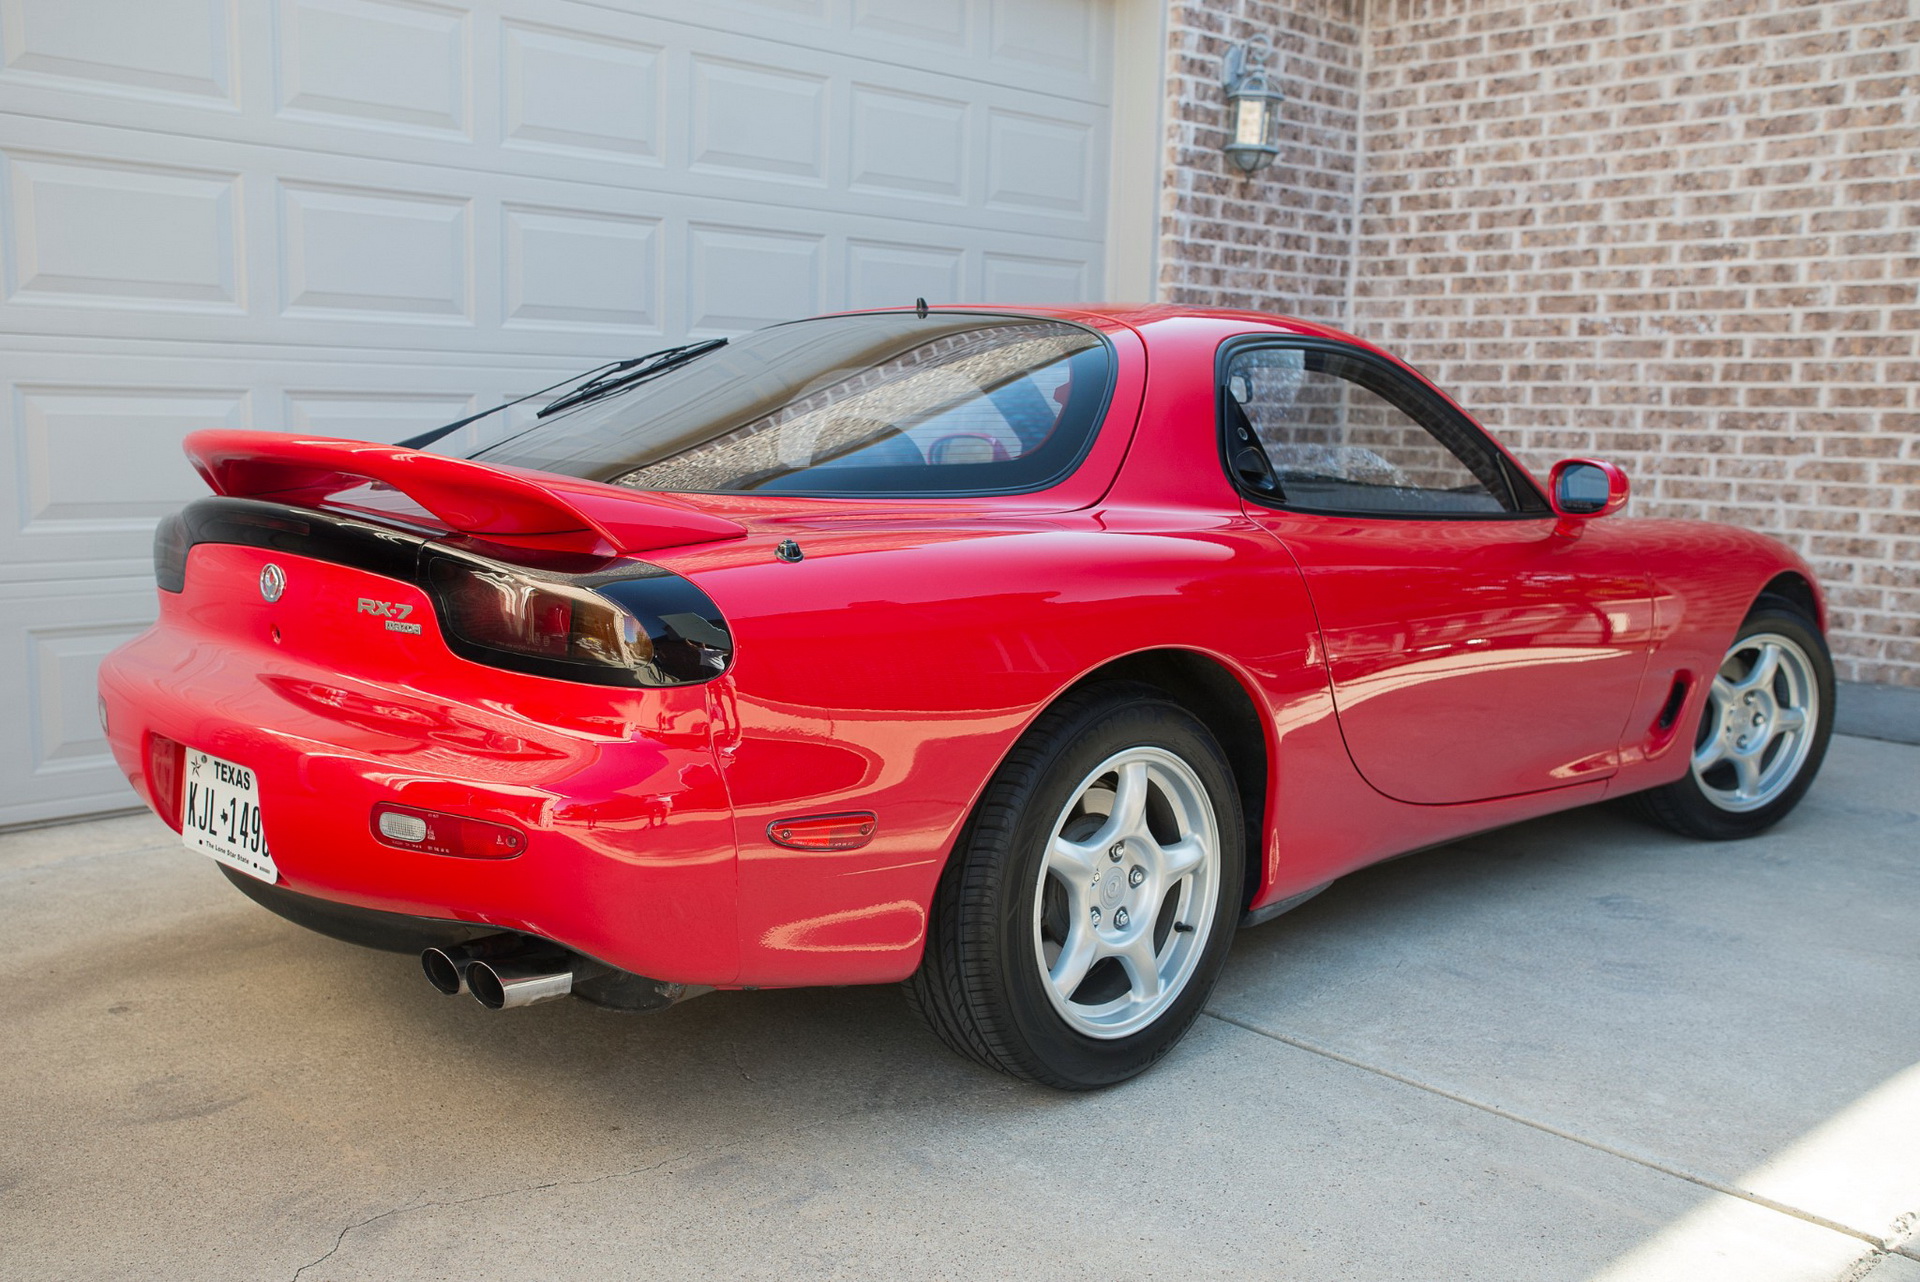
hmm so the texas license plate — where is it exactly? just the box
[180,748,279,884]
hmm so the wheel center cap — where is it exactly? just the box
[1100,876,1125,907]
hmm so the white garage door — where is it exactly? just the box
[0,0,1116,827]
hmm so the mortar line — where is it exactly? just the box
[1204,1009,1891,1253]
[1343,0,1369,335]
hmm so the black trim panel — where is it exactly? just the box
[162,497,732,687]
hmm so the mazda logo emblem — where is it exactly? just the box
[259,563,286,603]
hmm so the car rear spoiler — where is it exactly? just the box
[183,430,746,555]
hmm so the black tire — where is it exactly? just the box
[1624,596,1834,840]
[905,683,1245,1089]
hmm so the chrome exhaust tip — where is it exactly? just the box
[420,934,526,997]
[467,950,575,1010]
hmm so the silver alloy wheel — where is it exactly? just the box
[1691,631,1820,814]
[1032,746,1221,1040]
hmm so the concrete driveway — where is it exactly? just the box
[3,734,1916,1282]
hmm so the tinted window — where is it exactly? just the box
[1224,345,1524,516]
[470,312,1111,497]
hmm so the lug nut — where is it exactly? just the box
[1114,908,1130,929]
[1128,866,1145,887]
[1090,907,1101,926]
[1108,844,1124,862]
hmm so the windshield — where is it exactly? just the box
[468,312,1113,497]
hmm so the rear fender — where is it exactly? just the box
[681,518,1330,987]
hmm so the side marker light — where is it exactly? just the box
[767,812,877,851]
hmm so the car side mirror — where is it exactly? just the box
[1549,458,1629,520]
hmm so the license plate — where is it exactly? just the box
[180,748,279,884]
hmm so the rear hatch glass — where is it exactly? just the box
[465,312,1112,499]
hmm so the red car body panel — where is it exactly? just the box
[97,305,1822,990]
[100,541,742,983]
[185,429,751,553]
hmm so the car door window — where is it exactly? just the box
[1223,343,1534,516]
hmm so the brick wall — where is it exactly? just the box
[1161,0,1920,689]
[1158,0,1365,321]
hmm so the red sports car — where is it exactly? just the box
[98,305,1833,1088]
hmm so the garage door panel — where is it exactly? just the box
[849,85,968,202]
[688,56,828,185]
[30,620,141,767]
[15,383,244,532]
[982,251,1089,304]
[686,223,823,334]
[274,0,472,139]
[1,115,1104,354]
[704,0,831,24]
[659,0,1109,100]
[503,204,663,332]
[846,240,965,310]
[990,0,1102,76]
[0,3,1108,231]
[500,20,663,163]
[283,389,479,441]
[985,110,1094,217]
[851,0,968,49]
[3,150,244,313]
[0,0,238,107]
[278,180,474,321]
[0,0,1114,824]
[0,578,154,824]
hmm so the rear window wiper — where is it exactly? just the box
[394,339,729,451]
[537,338,729,419]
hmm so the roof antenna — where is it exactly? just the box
[915,297,928,319]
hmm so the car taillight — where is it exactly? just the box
[148,734,186,830]
[154,511,188,593]
[425,552,732,687]
[371,803,525,859]
[431,559,652,666]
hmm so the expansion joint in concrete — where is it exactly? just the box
[1204,1009,1913,1260]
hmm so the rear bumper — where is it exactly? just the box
[99,611,741,986]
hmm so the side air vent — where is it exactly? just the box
[1656,672,1691,731]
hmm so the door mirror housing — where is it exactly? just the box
[1549,458,1630,520]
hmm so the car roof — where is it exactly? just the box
[816,302,1370,347]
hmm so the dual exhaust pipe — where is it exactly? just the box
[421,934,589,1010]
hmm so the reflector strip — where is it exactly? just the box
[766,812,878,851]
[148,734,186,832]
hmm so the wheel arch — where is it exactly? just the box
[1756,570,1825,633]
[1050,648,1272,914]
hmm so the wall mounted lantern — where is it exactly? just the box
[1221,35,1285,176]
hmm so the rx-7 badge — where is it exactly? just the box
[358,598,422,634]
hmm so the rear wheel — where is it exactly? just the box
[906,684,1244,1089]
[1626,599,1833,840]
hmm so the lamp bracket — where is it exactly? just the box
[1222,33,1275,94]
